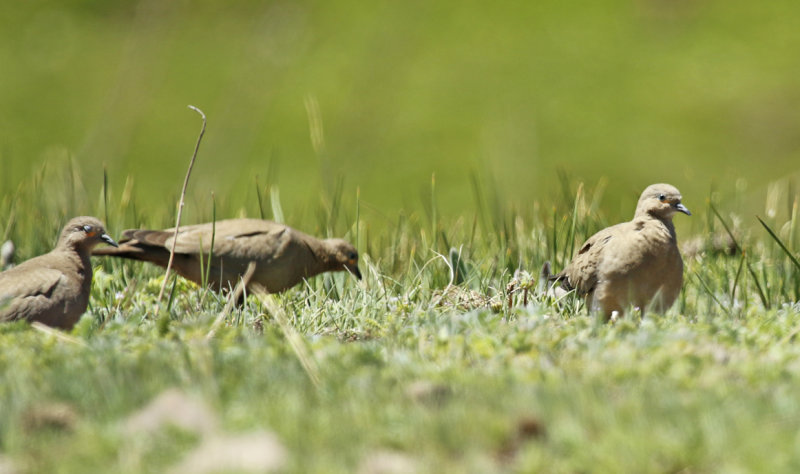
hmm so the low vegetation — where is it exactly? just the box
[1,173,799,473]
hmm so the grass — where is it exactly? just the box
[3,1,800,216]
[4,2,800,471]
[1,170,800,473]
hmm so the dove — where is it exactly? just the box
[547,183,690,319]
[93,218,361,293]
[0,217,118,329]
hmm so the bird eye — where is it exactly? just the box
[83,225,93,233]
[658,194,667,202]
[347,252,357,260]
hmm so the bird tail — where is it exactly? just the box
[91,241,171,267]
[540,261,573,291]
[91,245,134,257]
[540,261,553,282]
[91,229,173,263]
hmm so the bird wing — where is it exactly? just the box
[561,222,628,295]
[167,219,292,259]
[0,263,65,321]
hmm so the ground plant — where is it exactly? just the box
[1,169,799,473]
[3,1,800,472]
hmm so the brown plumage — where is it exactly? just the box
[548,183,691,318]
[92,218,362,293]
[0,217,118,329]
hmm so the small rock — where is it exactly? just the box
[358,450,418,474]
[0,455,18,474]
[122,388,218,437]
[169,430,288,474]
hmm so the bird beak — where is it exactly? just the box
[674,203,691,216]
[349,265,362,280]
[101,233,119,247]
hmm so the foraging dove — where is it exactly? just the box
[93,219,362,293]
[0,217,118,329]
[547,183,691,318]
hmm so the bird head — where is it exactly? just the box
[58,216,119,250]
[635,184,691,220]
[324,238,362,280]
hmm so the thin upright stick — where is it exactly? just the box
[157,105,207,304]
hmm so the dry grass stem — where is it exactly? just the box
[157,105,207,304]
[31,322,87,346]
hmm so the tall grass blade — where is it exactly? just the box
[470,171,489,236]
[102,165,109,227]
[166,274,178,314]
[449,247,469,285]
[270,186,284,224]
[255,177,265,220]
[693,271,725,313]
[710,203,769,308]
[709,202,741,253]
[757,216,800,272]
[730,252,745,310]
[566,183,583,261]
[557,169,574,209]
[550,206,558,268]
[790,197,798,250]
[355,187,360,251]
[431,173,437,248]
[200,195,217,304]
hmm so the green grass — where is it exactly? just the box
[1,174,800,473]
[2,0,800,217]
[3,1,800,471]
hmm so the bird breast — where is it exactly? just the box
[602,220,679,277]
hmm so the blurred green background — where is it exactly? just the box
[1,0,799,225]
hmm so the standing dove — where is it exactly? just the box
[548,183,691,318]
[92,218,362,293]
[0,216,118,329]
